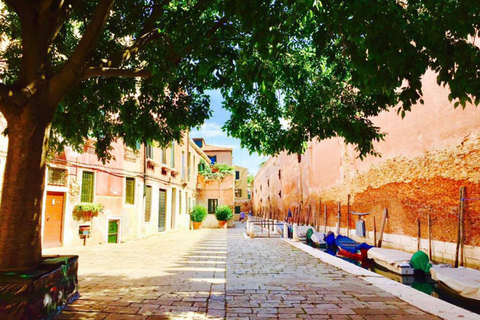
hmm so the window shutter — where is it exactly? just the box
[81,172,94,203]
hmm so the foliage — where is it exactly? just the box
[247,174,254,186]
[190,205,208,222]
[215,205,233,221]
[0,0,479,160]
[72,203,104,222]
[199,160,234,181]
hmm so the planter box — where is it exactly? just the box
[0,255,79,320]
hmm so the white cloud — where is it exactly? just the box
[192,122,225,138]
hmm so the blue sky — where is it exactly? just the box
[190,90,268,176]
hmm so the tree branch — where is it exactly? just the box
[83,67,152,78]
[47,0,115,107]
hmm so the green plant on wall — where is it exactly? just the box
[199,159,234,182]
[190,205,208,223]
[215,205,233,221]
[72,203,104,222]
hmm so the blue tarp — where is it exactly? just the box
[335,235,373,253]
[325,233,336,246]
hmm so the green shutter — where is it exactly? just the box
[125,178,135,204]
[158,189,166,231]
[145,186,152,221]
[235,206,241,214]
[81,171,94,203]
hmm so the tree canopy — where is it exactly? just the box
[0,0,479,271]
[1,0,478,160]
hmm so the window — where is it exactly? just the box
[146,144,154,159]
[181,151,185,181]
[81,171,94,203]
[179,191,182,214]
[48,168,67,186]
[235,206,241,214]
[170,141,175,167]
[145,186,152,222]
[208,199,218,214]
[267,180,269,187]
[187,152,191,181]
[248,190,251,200]
[278,170,281,180]
[125,178,135,204]
[235,171,240,180]
[278,190,282,198]
[235,189,242,198]
[208,155,217,164]
[194,139,203,148]
[161,147,167,164]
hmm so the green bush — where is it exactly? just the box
[190,205,208,222]
[215,205,233,221]
[72,203,104,221]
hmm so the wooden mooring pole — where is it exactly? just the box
[428,214,432,260]
[373,216,377,246]
[377,208,388,248]
[324,204,327,233]
[417,219,421,252]
[455,186,465,268]
[347,194,351,237]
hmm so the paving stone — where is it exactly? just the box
[46,224,442,320]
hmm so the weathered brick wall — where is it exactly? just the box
[253,74,480,266]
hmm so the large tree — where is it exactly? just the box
[0,0,478,270]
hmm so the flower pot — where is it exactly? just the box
[192,222,203,230]
[218,220,228,229]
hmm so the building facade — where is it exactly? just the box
[0,123,210,247]
[234,165,251,218]
[193,138,235,228]
[253,71,480,268]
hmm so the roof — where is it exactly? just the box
[202,144,233,152]
[189,140,211,163]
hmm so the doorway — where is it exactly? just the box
[171,188,177,230]
[158,188,166,232]
[108,219,120,243]
[43,192,65,248]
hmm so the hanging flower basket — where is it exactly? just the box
[72,203,104,222]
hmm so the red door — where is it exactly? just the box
[43,192,65,248]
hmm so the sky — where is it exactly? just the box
[190,90,268,176]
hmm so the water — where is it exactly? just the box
[319,245,480,314]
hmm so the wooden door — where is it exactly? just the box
[43,192,64,248]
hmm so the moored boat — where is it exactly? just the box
[431,266,480,303]
[335,235,373,261]
[367,247,415,275]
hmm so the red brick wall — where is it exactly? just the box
[253,73,480,249]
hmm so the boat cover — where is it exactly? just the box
[410,250,432,273]
[325,233,336,246]
[367,248,413,267]
[335,235,373,253]
[297,226,315,238]
[310,232,326,245]
[431,266,480,301]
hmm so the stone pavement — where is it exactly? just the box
[45,224,441,320]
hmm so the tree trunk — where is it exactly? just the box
[0,109,52,271]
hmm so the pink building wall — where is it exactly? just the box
[254,72,480,267]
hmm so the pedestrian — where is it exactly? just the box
[239,211,246,222]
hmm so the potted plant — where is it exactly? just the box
[190,205,208,229]
[215,205,233,229]
[72,203,104,222]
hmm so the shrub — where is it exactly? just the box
[190,205,208,222]
[215,205,233,221]
[72,203,104,221]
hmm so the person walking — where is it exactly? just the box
[239,211,246,222]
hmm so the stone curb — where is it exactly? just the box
[283,238,480,320]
